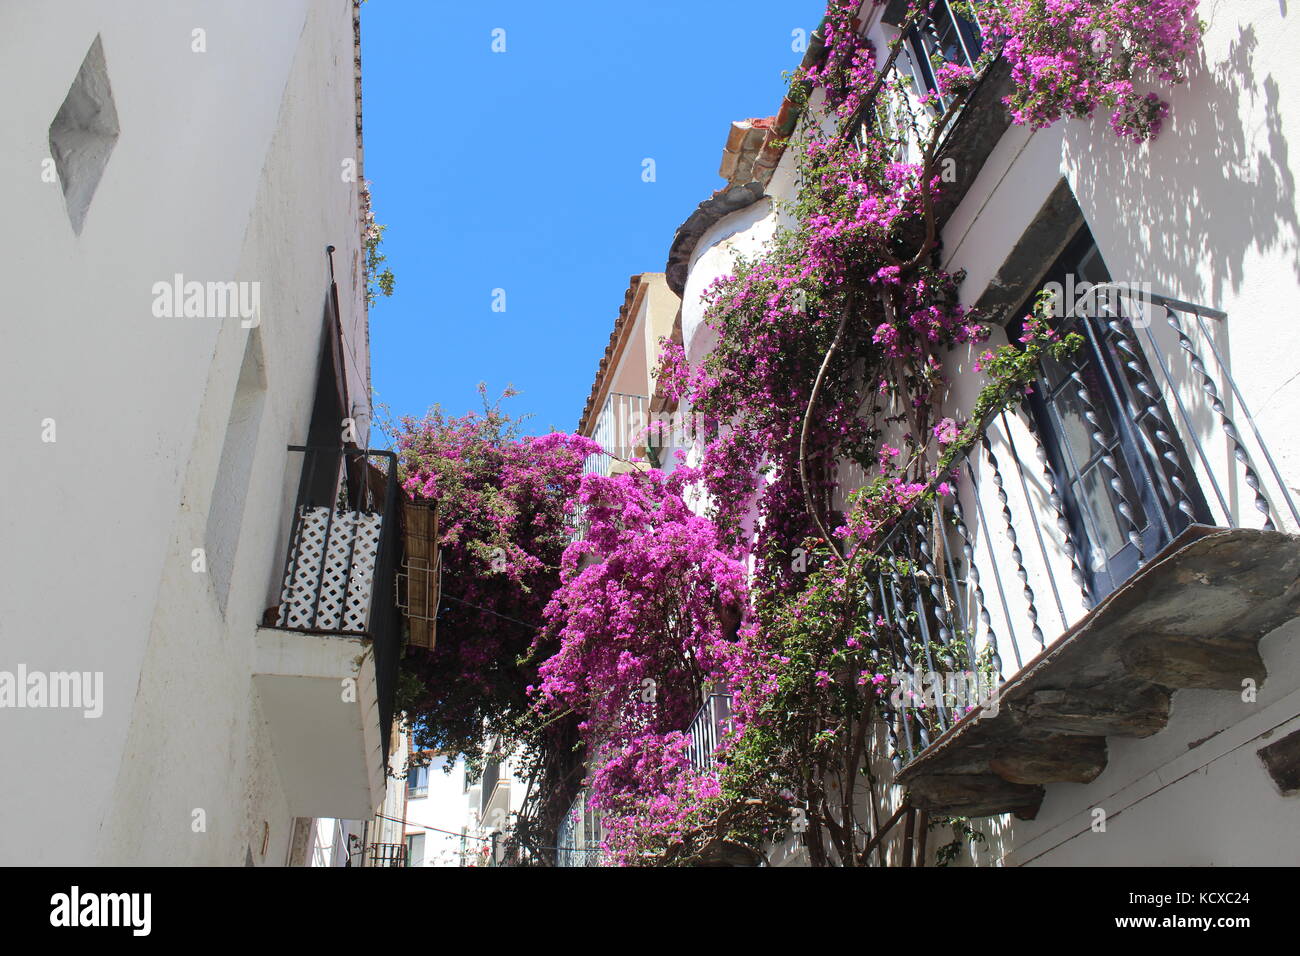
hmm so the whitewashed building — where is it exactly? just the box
[401,751,473,867]
[661,0,1300,865]
[0,0,401,865]
[574,273,682,479]
[462,739,534,866]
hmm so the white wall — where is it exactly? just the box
[0,0,372,864]
[404,755,472,867]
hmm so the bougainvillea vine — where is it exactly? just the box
[402,0,1202,866]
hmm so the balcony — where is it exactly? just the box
[362,843,407,868]
[556,788,606,867]
[863,286,1300,818]
[847,1,1013,233]
[570,392,651,542]
[899,0,983,114]
[470,755,514,838]
[686,692,733,773]
[253,445,402,821]
[585,392,650,478]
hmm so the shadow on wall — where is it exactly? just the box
[1068,23,1300,306]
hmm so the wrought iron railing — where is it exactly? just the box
[1123,289,1299,533]
[902,0,983,112]
[556,788,605,867]
[686,693,733,772]
[847,0,985,158]
[363,843,406,867]
[274,445,401,629]
[270,444,402,758]
[554,846,606,867]
[869,285,1299,770]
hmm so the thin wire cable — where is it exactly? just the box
[373,812,596,855]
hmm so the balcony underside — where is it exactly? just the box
[897,526,1300,819]
[253,626,386,820]
[931,57,1014,224]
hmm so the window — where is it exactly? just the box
[406,763,429,799]
[903,1,983,110]
[1018,229,1211,602]
[405,832,425,867]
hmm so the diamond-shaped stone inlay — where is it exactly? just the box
[49,35,119,235]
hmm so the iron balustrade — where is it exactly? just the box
[686,693,734,772]
[271,444,402,760]
[867,283,1299,770]
[363,843,407,867]
[903,0,983,113]
[556,788,605,867]
[1123,288,1299,532]
[554,846,606,867]
[847,0,984,158]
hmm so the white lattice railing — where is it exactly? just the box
[277,506,383,632]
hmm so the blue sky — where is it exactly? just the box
[361,0,825,438]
